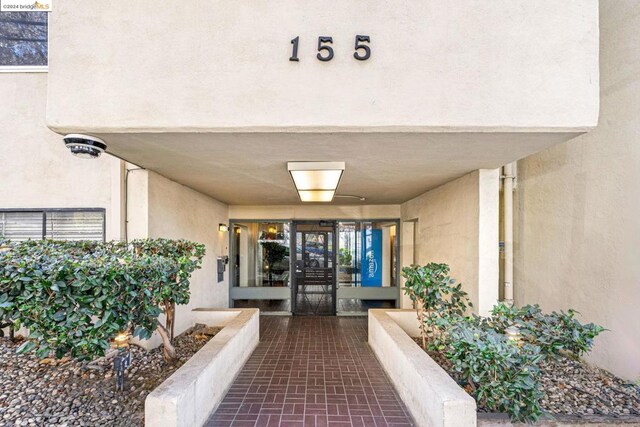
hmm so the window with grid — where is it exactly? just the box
[0,209,105,241]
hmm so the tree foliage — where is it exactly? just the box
[261,241,287,287]
[338,248,352,267]
[0,238,205,362]
[401,263,471,350]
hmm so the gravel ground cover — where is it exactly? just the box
[0,325,220,427]
[538,356,640,417]
[415,338,640,419]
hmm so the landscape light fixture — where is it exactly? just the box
[112,332,131,391]
[287,161,345,202]
[218,224,229,232]
[63,134,107,159]
[504,325,522,347]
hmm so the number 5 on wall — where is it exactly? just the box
[317,36,334,62]
[354,35,371,61]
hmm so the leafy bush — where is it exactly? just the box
[0,239,20,337]
[401,263,471,350]
[486,303,605,358]
[447,319,544,423]
[130,238,206,343]
[0,238,205,362]
[402,263,605,424]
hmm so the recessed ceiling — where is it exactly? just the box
[98,131,581,205]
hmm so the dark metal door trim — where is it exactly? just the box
[291,221,337,316]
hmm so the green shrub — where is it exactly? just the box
[447,319,545,423]
[0,239,22,337]
[130,238,206,341]
[487,303,605,358]
[338,248,352,266]
[0,238,205,362]
[401,263,605,424]
[401,263,471,350]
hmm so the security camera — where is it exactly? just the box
[63,134,107,159]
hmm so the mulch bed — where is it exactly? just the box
[0,325,221,427]
[412,337,640,419]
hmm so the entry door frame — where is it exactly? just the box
[291,220,338,316]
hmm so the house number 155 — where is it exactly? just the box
[289,35,371,62]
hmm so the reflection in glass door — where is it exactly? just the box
[229,221,291,313]
[292,222,336,315]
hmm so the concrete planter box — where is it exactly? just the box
[368,309,476,427]
[369,310,640,427]
[145,308,259,427]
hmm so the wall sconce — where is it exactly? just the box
[219,224,229,232]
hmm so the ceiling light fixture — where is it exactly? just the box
[287,161,345,203]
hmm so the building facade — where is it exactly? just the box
[0,1,637,382]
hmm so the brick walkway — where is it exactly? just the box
[206,316,415,427]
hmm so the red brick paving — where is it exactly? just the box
[206,316,415,427]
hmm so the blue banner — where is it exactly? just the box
[361,229,382,287]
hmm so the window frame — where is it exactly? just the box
[0,65,47,73]
[229,220,292,288]
[0,208,106,241]
[228,217,401,314]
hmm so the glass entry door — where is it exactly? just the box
[292,221,336,315]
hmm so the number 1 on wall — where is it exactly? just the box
[290,36,300,62]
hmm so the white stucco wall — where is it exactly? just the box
[401,170,499,316]
[0,73,123,240]
[46,0,598,133]
[513,0,640,382]
[229,204,400,220]
[477,170,500,316]
[145,171,230,335]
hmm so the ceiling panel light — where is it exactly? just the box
[288,162,345,202]
[298,190,336,202]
